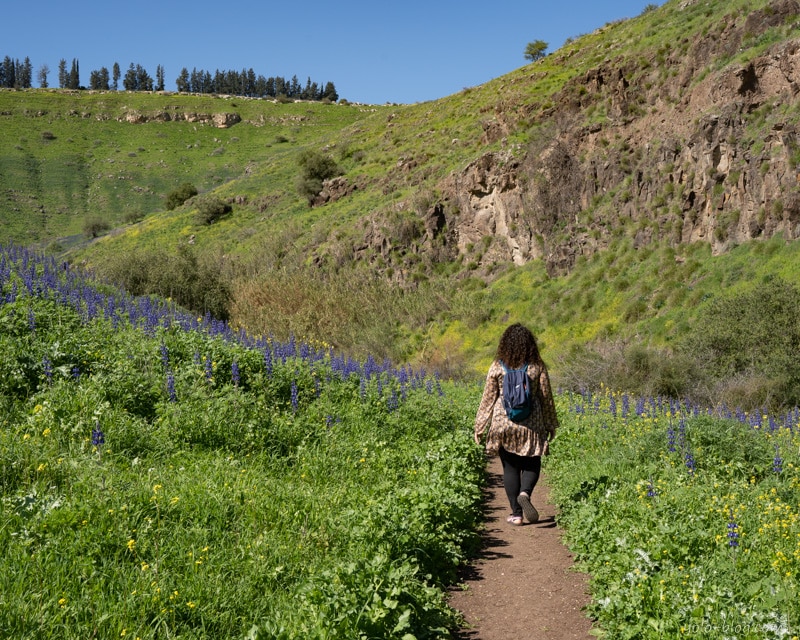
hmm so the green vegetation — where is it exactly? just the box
[165,182,198,210]
[0,248,483,639]
[548,391,799,638]
[2,0,800,410]
[3,245,799,638]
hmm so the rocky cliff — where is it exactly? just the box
[429,0,800,276]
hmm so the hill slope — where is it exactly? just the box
[3,0,800,407]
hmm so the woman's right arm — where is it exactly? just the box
[474,366,499,444]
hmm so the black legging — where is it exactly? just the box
[499,447,542,518]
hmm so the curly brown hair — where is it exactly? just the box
[495,323,542,368]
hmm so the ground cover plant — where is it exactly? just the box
[546,389,800,639]
[0,244,485,639]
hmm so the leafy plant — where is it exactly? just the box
[165,182,198,210]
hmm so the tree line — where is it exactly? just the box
[0,55,338,101]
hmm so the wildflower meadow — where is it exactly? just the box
[2,242,799,639]
[548,390,800,639]
[0,244,484,639]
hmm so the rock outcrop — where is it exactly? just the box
[120,111,241,128]
[427,0,800,276]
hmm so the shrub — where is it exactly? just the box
[195,196,232,225]
[165,182,198,210]
[83,216,111,238]
[679,278,800,409]
[296,150,339,205]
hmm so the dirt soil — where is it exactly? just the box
[448,456,595,639]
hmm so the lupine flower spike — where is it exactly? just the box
[727,508,739,561]
[773,445,783,474]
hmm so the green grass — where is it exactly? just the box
[547,390,800,638]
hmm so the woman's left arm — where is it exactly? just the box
[538,365,559,439]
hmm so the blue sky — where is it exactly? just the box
[4,0,657,104]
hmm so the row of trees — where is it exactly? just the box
[175,67,338,101]
[1,54,338,101]
[1,56,34,88]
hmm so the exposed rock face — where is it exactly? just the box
[312,176,358,206]
[119,111,241,128]
[431,0,800,276]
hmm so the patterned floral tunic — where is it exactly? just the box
[473,360,559,457]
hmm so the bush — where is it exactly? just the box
[679,278,800,409]
[97,244,232,320]
[296,150,339,205]
[195,196,232,225]
[165,182,198,210]
[83,216,111,238]
[555,340,698,400]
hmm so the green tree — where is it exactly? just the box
[195,196,232,225]
[2,56,14,88]
[19,57,33,88]
[679,278,800,409]
[112,62,120,90]
[58,58,67,88]
[156,64,165,91]
[37,63,49,88]
[89,67,110,90]
[524,40,548,62]
[165,183,198,210]
[176,67,189,92]
[322,81,338,102]
[296,150,339,205]
[68,58,80,89]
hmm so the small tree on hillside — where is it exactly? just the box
[37,64,49,88]
[524,40,548,62]
[195,196,232,225]
[296,150,339,205]
[165,183,198,210]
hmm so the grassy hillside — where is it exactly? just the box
[2,0,800,409]
[0,90,377,247]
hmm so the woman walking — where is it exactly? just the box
[474,323,558,525]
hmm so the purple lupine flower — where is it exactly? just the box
[166,371,177,402]
[204,356,213,382]
[290,380,299,413]
[773,445,783,474]
[231,361,240,387]
[387,388,399,412]
[92,422,105,447]
[667,421,677,453]
[263,347,273,376]
[72,365,81,380]
[159,343,169,370]
[684,450,696,476]
[727,508,739,549]
[42,356,52,384]
[646,480,657,498]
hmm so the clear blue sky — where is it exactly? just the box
[4,0,657,104]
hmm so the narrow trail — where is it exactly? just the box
[449,457,595,639]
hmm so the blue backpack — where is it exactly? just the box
[500,362,535,423]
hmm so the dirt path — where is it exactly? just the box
[448,456,595,639]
